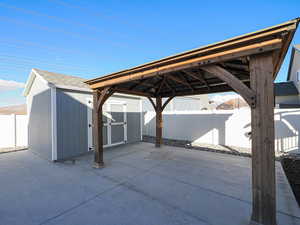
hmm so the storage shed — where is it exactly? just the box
[23,68,142,161]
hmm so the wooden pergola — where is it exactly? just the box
[85,19,299,225]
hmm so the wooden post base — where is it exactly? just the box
[249,219,277,225]
[93,162,105,169]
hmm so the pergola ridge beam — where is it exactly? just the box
[201,65,256,107]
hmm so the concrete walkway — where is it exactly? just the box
[0,142,299,225]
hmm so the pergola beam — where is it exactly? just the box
[201,65,255,107]
[90,39,282,89]
[147,97,157,111]
[129,78,153,90]
[144,78,162,93]
[164,78,176,95]
[222,62,249,71]
[179,72,195,91]
[183,70,210,90]
[114,87,153,97]
[159,79,250,97]
[168,74,194,91]
[162,96,175,111]
[156,76,166,95]
[96,87,110,111]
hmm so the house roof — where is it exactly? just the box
[287,44,300,80]
[274,81,299,96]
[85,18,299,100]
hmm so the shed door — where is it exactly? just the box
[106,102,127,146]
[87,99,127,151]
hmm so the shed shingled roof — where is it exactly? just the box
[33,68,90,89]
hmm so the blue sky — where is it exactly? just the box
[0,0,299,106]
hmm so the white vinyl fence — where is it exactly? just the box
[143,108,300,155]
[0,114,28,148]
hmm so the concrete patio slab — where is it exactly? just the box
[0,142,299,225]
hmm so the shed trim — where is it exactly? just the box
[51,87,57,161]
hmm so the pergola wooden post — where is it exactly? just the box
[93,90,104,168]
[156,97,162,147]
[85,18,299,225]
[147,96,174,148]
[92,88,114,168]
[249,52,276,225]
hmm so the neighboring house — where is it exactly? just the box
[275,81,300,108]
[275,44,300,108]
[23,68,142,161]
[0,104,27,115]
[216,97,248,110]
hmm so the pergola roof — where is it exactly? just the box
[86,19,299,98]
[87,18,300,225]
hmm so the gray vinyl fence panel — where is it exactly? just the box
[27,76,52,160]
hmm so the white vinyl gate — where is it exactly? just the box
[87,99,127,151]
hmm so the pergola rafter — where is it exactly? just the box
[85,18,300,225]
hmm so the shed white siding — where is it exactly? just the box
[27,75,52,160]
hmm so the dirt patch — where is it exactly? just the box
[281,157,300,206]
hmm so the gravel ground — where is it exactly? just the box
[0,146,27,154]
[282,156,300,206]
[143,135,252,157]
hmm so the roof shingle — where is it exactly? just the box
[34,68,90,90]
